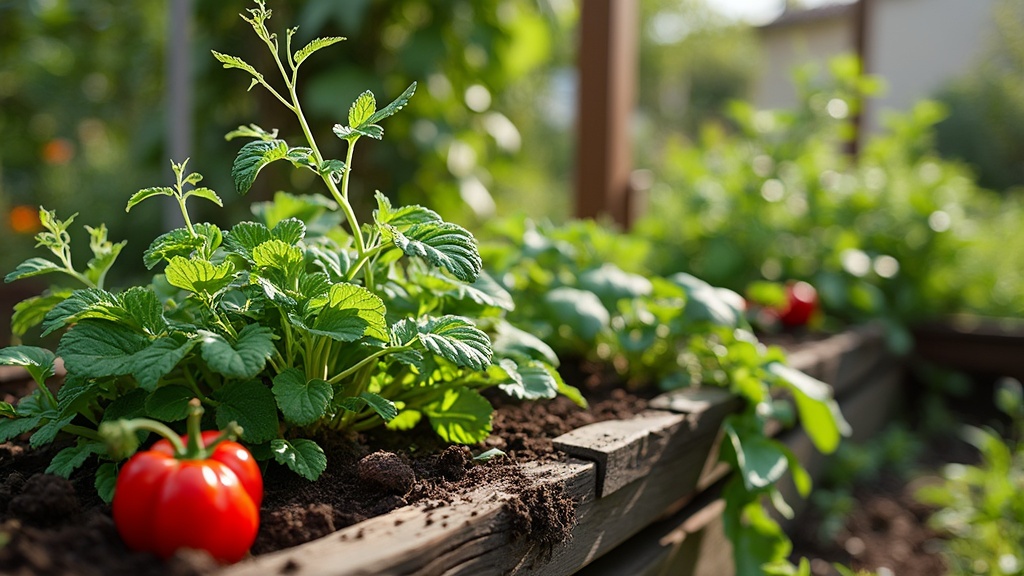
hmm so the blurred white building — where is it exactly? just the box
[754,0,1001,135]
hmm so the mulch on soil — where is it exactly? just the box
[0,364,652,576]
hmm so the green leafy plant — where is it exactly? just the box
[635,55,1024,337]
[481,217,850,576]
[916,378,1024,575]
[0,1,573,492]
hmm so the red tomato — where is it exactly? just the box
[112,431,262,563]
[779,281,818,327]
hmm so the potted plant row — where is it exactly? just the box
[0,4,857,575]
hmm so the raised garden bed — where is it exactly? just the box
[0,323,897,576]
[210,323,900,576]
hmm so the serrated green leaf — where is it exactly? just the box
[292,36,345,67]
[0,415,42,443]
[224,221,274,263]
[418,316,492,371]
[271,438,327,481]
[58,321,149,379]
[143,385,195,421]
[0,346,56,386]
[46,441,104,478]
[214,379,279,444]
[125,187,174,213]
[424,387,492,444]
[42,288,116,336]
[0,402,15,418]
[144,227,209,270]
[373,191,442,228]
[495,358,560,401]
[211,50,262,80]
[95,462,117,503]
[11,289,73,337]
[184,187,224,207]
[232,139,289,194]
[165,256,235,296]
[272,218,306,245]
[358,392,397,422]
[285,147,315,169]
[298,272,332,302]
[55,375,99,419]
[348,91,376,127]
[332,123,383,141]
[129,336,197,391]
[253,276,299,310]
[272,368,332,427]
[101,388,148,422]
[253,239,304,281]
[118,287,168,336]
[84,225,126,287]
[224,123,278,142]
[307,283,388,343]
[30,412,75,448]
[366,82,417,124]
[319,159,347,183]
[199,324,276,380]
[5,257,63,283]
[385,222,482,283]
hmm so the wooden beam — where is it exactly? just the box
[574,0,639,229]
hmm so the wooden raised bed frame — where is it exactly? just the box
[219,323,902,576]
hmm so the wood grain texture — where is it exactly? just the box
[555,388,740,497]
[222,459,596,576]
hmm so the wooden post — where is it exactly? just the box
[848,0,871,157]
[574,0,639,229]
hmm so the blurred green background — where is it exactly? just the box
[1,0,1022,335]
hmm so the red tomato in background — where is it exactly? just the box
[779,281,819,327]
[112,431,262,563]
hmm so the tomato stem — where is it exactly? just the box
[99,398,244,461]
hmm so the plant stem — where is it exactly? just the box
[326,346,410,386]
[63,424,103,442]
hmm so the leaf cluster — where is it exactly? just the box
[0,1,574,489]
[634,54,1024,336]
[481,217,850,575]
[916,379,1024,575]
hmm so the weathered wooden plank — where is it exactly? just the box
[222,459,596,576]
[514,430,726,576]
[913,316,1024,381]
[554,388,740,497]
[575,340,905,576]
[573,482,727,576]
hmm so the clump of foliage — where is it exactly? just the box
[0,1,574,498]
[481,217,850,576]
[635,55,1024,337]
[916,378,1024,575]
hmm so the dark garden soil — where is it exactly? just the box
[788,395,994,576]
[0,361,653,576]
[788,467,949,576]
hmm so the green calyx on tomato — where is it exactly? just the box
[99,399,263,564]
